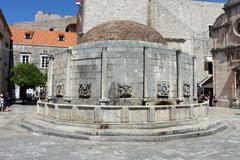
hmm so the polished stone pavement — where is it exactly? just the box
[1,104,240,160]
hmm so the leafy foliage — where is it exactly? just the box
[10,63,47,89]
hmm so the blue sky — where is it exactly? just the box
[0,0,79,25]
[0,0,227,25]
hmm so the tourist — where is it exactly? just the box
[0,94,4,112]
[4,92,11,112]
[208,91,213,107]
[198,92,207,103]
[213,95,218,107]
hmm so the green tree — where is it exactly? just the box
[10,63,47,102]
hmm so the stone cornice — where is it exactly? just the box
[165,38,186,43]
[211,45,240,53]
[210,22,231,31]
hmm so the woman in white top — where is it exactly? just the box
[0,94,4,112]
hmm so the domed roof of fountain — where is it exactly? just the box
[79,20,167,44]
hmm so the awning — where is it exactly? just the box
[198,75,213,89]
[232,64,240,71]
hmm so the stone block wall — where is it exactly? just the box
[35,11,61,22]
[79,0,224,82]
[50,40,195,105]
[83,0,148,33]
[37,101,209,124]
[0,10,11,94]
[147,48,177,98]
[13,45,67,74]
[13,16,77,32]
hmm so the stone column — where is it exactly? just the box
[65,49,72,100]
[192,56,197,101]
[176,50,183,103]
[121,106,129,123]
[47,57,54,100]
[149,107,155,122]
[100,47,108,105]
[232,70,239,108]
[234,70,237,98]
[143,46,150,105]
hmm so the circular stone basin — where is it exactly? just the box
[37,102,208,124]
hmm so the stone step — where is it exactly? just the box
[19,117,227,142]
[88,123,227,142]
[36,114,210,130]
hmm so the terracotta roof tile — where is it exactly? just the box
[10,27,77,47]
[79,20,166,44]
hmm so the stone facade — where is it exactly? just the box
[210,0,240,107]
[0,9,11,94]
[13,11,77,32]
[11,28,77,99]
[12,45,68,99]
[12,45,67,73]
[77,0,224,82]
[35,11,62,22]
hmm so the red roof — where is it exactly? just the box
[10,27,77,47]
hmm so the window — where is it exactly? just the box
[58,34,64,41]
[0,33,3,41]
[5,42,9,48]
[208,62,213,74]
[49,28,54,31]
[25,32,33,39]
[21,54,30,63]
[42,50,48,53]
[204,56,213,74]
[40,56,49,68]
[234,19,240,36]
[25,33,31,39]
[231,52,240,61]
[24,31,34,39]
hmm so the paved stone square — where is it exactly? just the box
[1,105,240,160]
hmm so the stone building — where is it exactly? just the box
[13,11,77,32]
[77,0,224,85]
[10,27,77,99]
[49,20,196,105]
[210,0,240,107]
[0,9,12,94]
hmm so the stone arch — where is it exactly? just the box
[65,23,77,32]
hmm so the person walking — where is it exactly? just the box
[208,91,213,107]
[0,94,4,112]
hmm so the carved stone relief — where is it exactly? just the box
[79,82,91,98]
[158,82,170,97]
[56,83,64,97]
[183,83,191,97]
[118,83,132,98]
